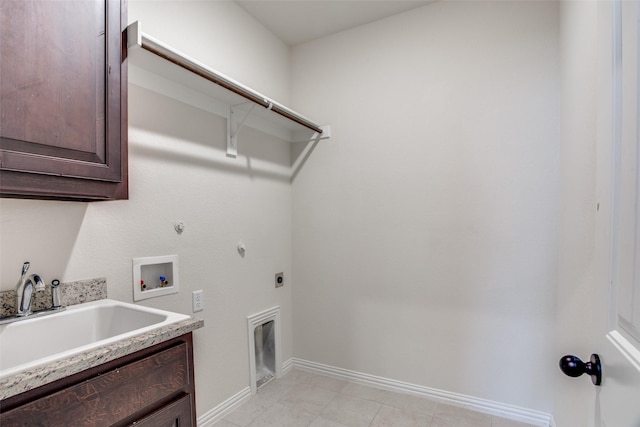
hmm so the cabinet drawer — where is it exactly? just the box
[129,394,193,427]
[0,343,190,427]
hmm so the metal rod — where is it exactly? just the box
[137,32,324,135]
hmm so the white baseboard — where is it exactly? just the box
[282,357,294,375]
[197,360,294,426]
[289,358,553,427]
[197,386,251,427]
[196,357,553,427]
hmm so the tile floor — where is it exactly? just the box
[215,369,539,427]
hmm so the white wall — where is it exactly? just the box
[555,2,600,426]
[0,1,294,416]
[0,0,604,422]
[291,1,560,413]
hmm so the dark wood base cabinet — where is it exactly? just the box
[0,334,197,427]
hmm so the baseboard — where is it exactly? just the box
[197,386,251,427]
[289,358,553,427]
[282,357,294,376]
[197,358,553,427]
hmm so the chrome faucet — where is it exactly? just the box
[15,261,45,316]
[0,263,66,325]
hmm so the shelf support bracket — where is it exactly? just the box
[227,103,257,158]
[292,125,332,144]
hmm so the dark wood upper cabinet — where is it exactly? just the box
[0,0,128,200]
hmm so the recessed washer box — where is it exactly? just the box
[133,255,179,301]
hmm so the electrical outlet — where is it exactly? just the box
[192,290,204,312]
[275,272,284,288]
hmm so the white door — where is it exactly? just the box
[595,1,640,425]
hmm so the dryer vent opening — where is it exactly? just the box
[254,320,275,388]
[247,306,281,394]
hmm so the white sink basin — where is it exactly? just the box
[0,299,190,379]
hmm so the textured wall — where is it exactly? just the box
[555,2,606,426]
[0,0,294,416]
[1,0,603,422]
[290,1,560,413]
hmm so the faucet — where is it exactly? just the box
[0,263,66,325]
[15,261,46,316]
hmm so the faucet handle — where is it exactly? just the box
[20,261,30,277]
[15,261,30,289]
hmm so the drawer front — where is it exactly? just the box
[129,394,193,427]
[0,343,190,427]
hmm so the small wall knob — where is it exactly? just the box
[174,221,185,234]
[559,354,602,386]
[237,241,246,257]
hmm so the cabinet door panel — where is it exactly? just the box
[1,1,104,155]
[0,0,127,200]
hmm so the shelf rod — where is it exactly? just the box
[128,22,324,135]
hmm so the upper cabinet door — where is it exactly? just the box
[0,0,127,200]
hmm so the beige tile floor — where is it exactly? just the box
[215,369,538,427]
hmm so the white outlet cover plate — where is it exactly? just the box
[192,290,204,312]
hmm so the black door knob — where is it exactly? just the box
[559,354,601,386]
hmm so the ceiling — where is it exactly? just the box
[234,1,434,46]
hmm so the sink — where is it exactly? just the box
[0,299,190,379]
